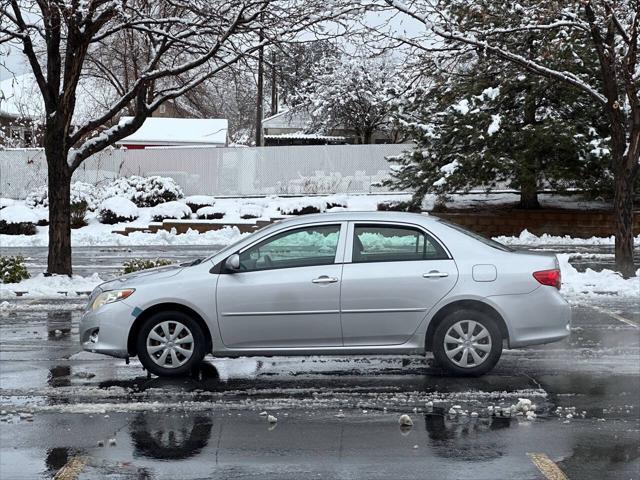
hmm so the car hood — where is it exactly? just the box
[98,264,184,290]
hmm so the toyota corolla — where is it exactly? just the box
[80,211,571,376]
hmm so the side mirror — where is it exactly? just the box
[224,253,240,272]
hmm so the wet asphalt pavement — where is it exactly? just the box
[0,246,639,479]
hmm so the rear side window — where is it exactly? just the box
[439,220,513,252]
[352,224,448,263]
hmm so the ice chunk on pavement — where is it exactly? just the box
[267,415,278,424]
[398,414,413,426]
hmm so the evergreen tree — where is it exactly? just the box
[387,4,611,209]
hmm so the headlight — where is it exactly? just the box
[91,289,135,311]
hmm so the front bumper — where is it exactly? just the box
[79,299,137,358]
[489,286,571,348]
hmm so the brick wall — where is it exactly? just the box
[433,209,640,238]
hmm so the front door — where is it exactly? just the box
[340,222,458,346]
[216,223,345,349]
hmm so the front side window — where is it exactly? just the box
[352,224,447,263]
[239,224,341,271]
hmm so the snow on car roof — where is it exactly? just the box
[116,117,228,146]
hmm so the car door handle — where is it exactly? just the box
[312,276,339,284]
[423,271,449,278]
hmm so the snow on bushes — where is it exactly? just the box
[103,175,183,207]
[122,258,173,274]
[98,197,139,224]
[0,256,30,283]
[196,205,225,220]
[26,182,103,211]
[149,201,192,222]
[0,205,39,235]
[184,195,215,213]
[239,204,264,219]
[278,197,329,216]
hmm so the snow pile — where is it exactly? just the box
[0,198,16,209]
[487,114,501,136]
[494,229,640,246]
[278,197,330,215]
[558,253,640,297]
[25,182,103,210]
[149,201,192,222]
[98,197,139,224]
[0,273,102,299]
[0,205,39,224]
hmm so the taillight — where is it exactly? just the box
[533,269,561,290]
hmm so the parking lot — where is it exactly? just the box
[0,246,638,480]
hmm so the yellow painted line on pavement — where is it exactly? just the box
[588,304,639,328]
[527,453,569,480]
[53,456,86,480]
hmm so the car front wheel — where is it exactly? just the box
[432,309,502,376]
[136,311,207,377]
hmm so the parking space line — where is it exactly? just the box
[587,304,639,328]
[527,453,569,480]
[53,456,86,480]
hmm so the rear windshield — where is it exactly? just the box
[439,220,514,252]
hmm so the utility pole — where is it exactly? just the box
[270,50,278,117]
[255,29,264,147]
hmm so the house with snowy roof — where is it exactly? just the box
[116,117,229,149]
[262,109,397,146]
[0,74,42,147]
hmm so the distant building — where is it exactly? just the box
[0,75,41,147]
[116,117,229,149]
[262,109,397,146]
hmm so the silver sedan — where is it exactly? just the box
[79,211,571,376]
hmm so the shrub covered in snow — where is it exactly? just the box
[239,204,264,219]
[0,255,30,283]
[26,182,103,211]
[122,258,173,274]
[25,185,48,208]
[103,176,184,207]
[196,206,225,220]
[184,195,215,213]
[278,197,329,216]
[149,201,192,222]
[0,205,39,235]
[98,197,139,224]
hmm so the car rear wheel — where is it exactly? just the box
[137,311,207,377]
[432,309,502,376]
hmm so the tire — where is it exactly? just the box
[137,311,207,377]
[432,309,502,376]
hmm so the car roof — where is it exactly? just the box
[274,210,439,227]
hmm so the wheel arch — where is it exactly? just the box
[424,299,509,352]
[127,302,213,357]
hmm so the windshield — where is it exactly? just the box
[439,220,514,252]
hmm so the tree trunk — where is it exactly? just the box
[519,178,540,209]
[45,144,73,275]
[613,151,636,278]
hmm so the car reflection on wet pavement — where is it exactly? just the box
[0,296,639,479]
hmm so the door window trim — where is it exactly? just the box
[344,221,452,264]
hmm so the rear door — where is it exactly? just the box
[340,222,458,346]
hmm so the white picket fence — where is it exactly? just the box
[0,144,409,199]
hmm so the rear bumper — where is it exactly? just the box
[489,286,571,348]
[79,300,136,358]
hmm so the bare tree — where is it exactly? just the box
[378,0,639,277]
[0,0,357,275]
